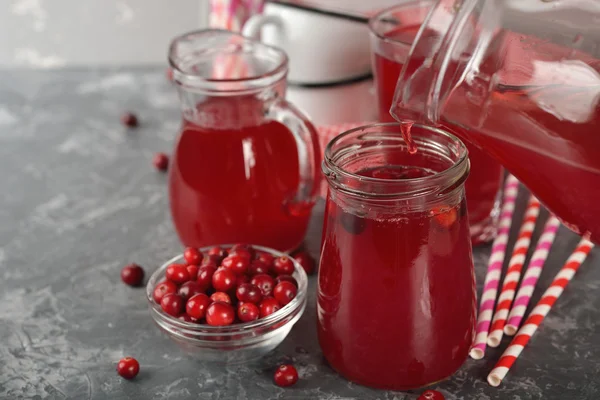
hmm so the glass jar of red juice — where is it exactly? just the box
[318,123,476,390]
[369,1,504,244]
[167,30,320,251]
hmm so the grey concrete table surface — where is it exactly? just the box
[0,67,599,400]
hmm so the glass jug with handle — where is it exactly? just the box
[390,0,600,242]
[168,29,320,252]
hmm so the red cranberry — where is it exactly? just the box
[196,265,216,291]
[273,256,295,276]
[153,152,169,171]
[275,275,298,287]
[230,243,255,258]
[208,246,228,260]
[259,297,281,318]
[210,291,231,304]
[229,248,252,261]
[250,274,275,297]
[418,390,445,400]
[274,364,298,387]
[160,293,184,317]
[177,281,204,301]
[153,280,177,303]
[432,206,457,228]
[340,211,366,235]
[236,283,263,304]
[236,273,250,286]
[165,263,190,284]
[120,112,138,128]
[237,302,259,322]
[205,301,235,326]
[183,247,203,265]
[200,257,218,269]
[256,251,275,267]
[186,293,211,320]
[178,313,197,323]
[186,264,199,281]
[222,254,250,275]
[212,268,237,292]
[248,259,270,276]
[293,251,316,275]
[121,263,144,287]
[117,357,139,380]
[273,281,297,306]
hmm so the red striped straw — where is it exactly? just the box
[470,174,520,360]
[504,215,561,335]
[487,237,594,387]
[487,195,542,347]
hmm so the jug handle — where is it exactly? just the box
[266,98,321,217]
[242,14,284,39]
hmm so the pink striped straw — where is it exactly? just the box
[487,195,542,347]
[470,174,520,360]
[488,238,594,386]
[504,215,561,335]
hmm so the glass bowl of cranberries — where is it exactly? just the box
[146,244,308,364]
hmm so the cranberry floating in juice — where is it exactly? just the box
[369,2,504,244]
[391,0,600,243]
[318,123,476,390]
[168,30,320,251]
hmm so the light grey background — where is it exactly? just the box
[0,0,209,68]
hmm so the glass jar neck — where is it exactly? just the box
[322,123,469,211]
[169,29,289,127]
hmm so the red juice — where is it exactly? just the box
[372,25,504,243]
[318,165,476,390]
[169,97,311,251]
[318,124,476,390]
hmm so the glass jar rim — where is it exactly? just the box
[322,122,469,199]
[368,0,435,45]
[168,29,289,94]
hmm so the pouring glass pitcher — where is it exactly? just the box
[391,0,600,242]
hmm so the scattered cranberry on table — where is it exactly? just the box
[153,152,169,172]
[152,244,300,326]
[206,301,235,326]
[120,112,138,128]
[274,364,299,387]
[292,251,316,275]
[117,357,140,380]
[183,247,203,265]
[121,263,144,287]
[418,390,445,400]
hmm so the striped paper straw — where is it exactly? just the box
[470,174,520,360]
[504,215,561,335]
[488,238,594,387]
[487,195,542,347]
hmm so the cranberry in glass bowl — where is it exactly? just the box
[146,244,307,364]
